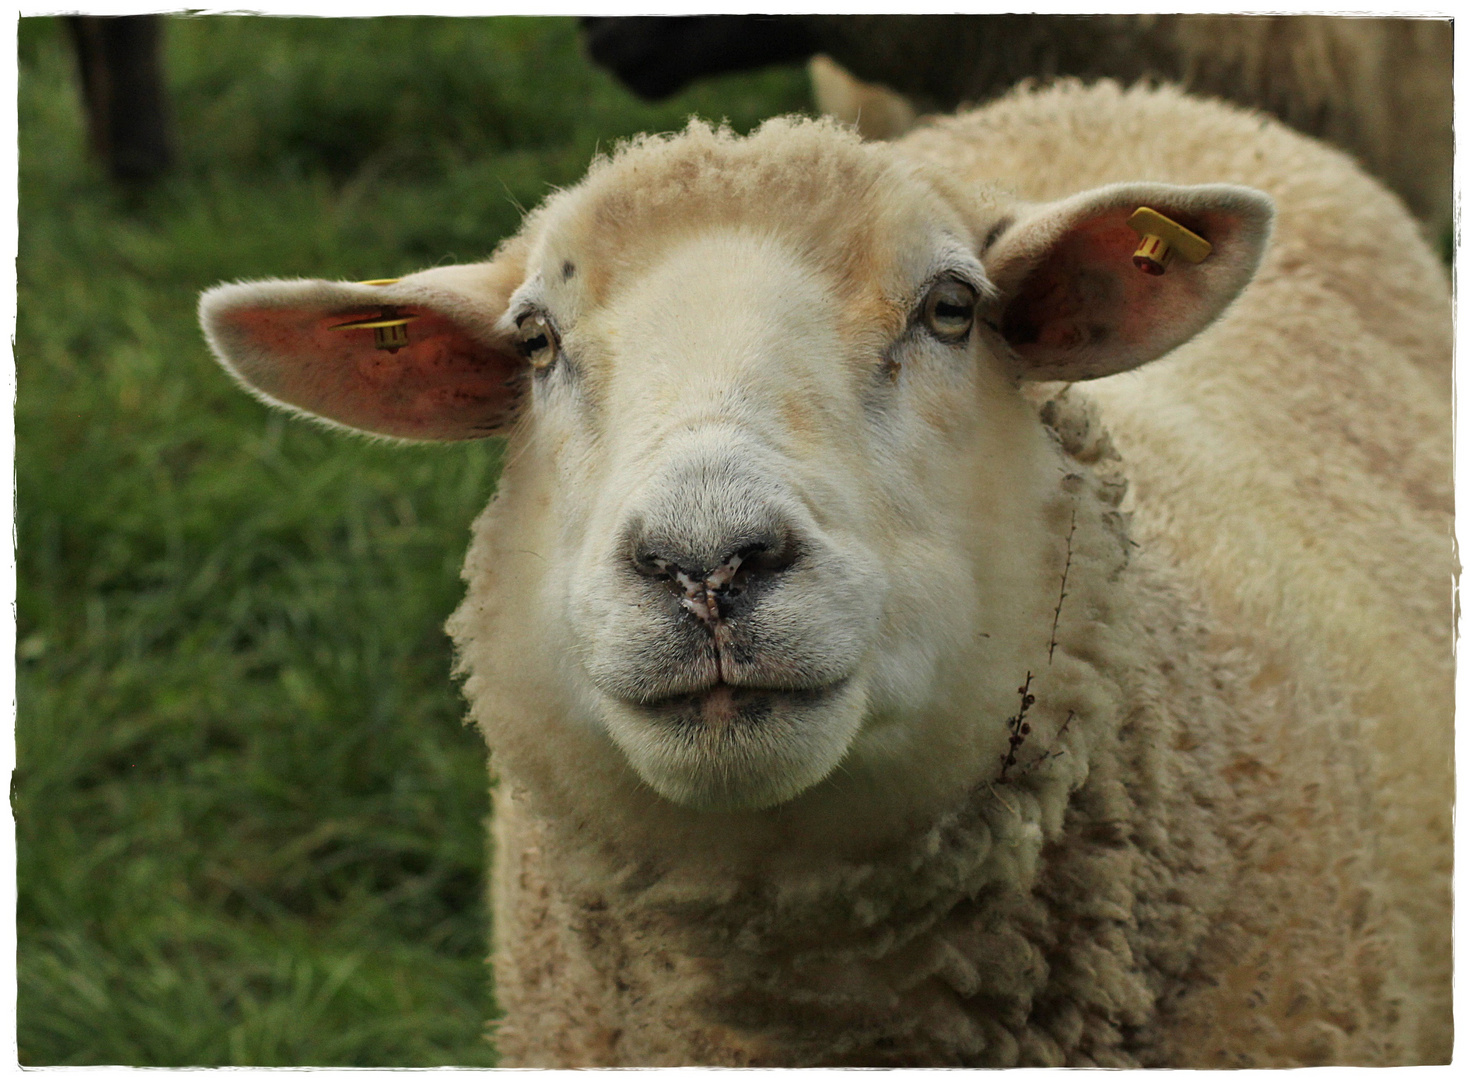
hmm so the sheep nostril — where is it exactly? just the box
[633,551,673,580]
[709,542,790,598]
[630,545,704,601]
[738,537,798,578]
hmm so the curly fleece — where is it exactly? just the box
[442,82,1451,1066]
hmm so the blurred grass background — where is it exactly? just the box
[13,15,810,1065]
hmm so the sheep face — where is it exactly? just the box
[507,220,1031,811]
[199,118,1271,818]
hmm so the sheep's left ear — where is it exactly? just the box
[982,182,1274,381]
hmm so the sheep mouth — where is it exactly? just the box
[628,680,850,730]
[603,676,866,810]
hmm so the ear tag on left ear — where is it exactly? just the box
[330,305,420,353]
[1127,207,1212,276]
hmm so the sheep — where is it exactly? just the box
[585,14,1452,237]
[806,54,917,142]
[197,80,1452,1066]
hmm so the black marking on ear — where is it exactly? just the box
[562,261,576,281]
[982,217,1014,255]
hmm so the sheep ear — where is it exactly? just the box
[982,183,1273,381]
[199,256,529,441]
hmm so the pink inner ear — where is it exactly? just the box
[1004,214,1139,350]
[1002,207,1220,381]
[228,305,524,441]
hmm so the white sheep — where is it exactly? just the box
[198,80,1451,1066]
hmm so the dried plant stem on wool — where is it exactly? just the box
[997,505,1077,783]
[1048,508,1077,665]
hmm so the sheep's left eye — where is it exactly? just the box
[922,278,977,342]
[516,312,559,371]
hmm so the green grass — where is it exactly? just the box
[13,15,811,1065]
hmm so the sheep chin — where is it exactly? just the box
[599,680,865,812]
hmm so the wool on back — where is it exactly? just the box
[902,80,1453,1056]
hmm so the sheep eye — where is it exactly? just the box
[515,312,559,371]
[921,278,977,342]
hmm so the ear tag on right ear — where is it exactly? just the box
[1127,207,1212,276]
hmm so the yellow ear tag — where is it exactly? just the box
[1126,207,1212,276]
[329,305,420,353]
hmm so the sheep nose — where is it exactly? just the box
[630,531,799,626]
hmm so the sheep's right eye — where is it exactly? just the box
[515,312,559,371]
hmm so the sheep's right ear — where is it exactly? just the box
[199,255,529,441]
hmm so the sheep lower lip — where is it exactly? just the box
[630,682,847,728]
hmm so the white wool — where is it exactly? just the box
[459,87,1447,1065]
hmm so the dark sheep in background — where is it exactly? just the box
[582,14,1452,237]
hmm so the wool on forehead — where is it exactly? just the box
[528,116,956,302]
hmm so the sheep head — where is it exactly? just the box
[201,118,1271,818]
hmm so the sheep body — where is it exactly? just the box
[199,80,1451,1066]
[462,83,1448,1067]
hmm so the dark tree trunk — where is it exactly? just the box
[66,15,173,183]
